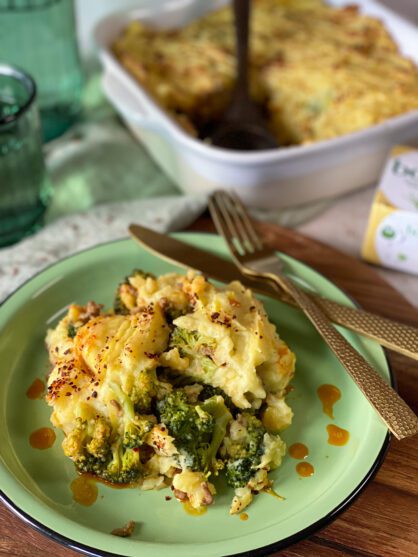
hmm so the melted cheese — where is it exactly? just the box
[46,306,169,431]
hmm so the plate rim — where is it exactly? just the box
[0,234,393,557]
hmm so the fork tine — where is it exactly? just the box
[229,192,264,251]
[216,191,255,254]
[208,194,242,259]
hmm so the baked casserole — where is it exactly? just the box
[46,270,295,514]
[112,0,418,145]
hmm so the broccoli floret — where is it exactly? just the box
[63,416,143,484]
[129,368,158,414]
[62,416,113,474]
[223,413,266,489]
[170,327,217,376]
[67,323,77,338]
[225,458,255,488]
[163,304,186,323]
[113,269,155,315]
[123,416,153,449]
[86,418,112,459]
[156,390,231,472]
[198,384,234,410]
[103,441,141,484]
[200,395,233,472]
[157,390,213,441]
[110,382,154,448]
[129,269,155,281]
[113,293,130,315]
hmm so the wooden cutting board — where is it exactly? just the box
[1,219,417,557]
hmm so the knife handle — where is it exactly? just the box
[307,292,418,360]
[253,278,418,361]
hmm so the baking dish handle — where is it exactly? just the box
[102,72,175,142]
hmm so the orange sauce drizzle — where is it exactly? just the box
[182,501,207,516]
[327,424,350,446]
[296,462,314,477]
[26,378,45,400]
[29,427,56,449]
[289,443,309,460]
[317,384,341,419]
[240,512,249,521]
[70,475,98,506]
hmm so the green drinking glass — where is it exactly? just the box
[0,64,51,246]
[0,0,84,142]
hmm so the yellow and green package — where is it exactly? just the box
[362,146,418,275]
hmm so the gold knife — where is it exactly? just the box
[129,223,418,361]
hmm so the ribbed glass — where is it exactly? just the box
[0,64,51,246]
[0,0,83,141]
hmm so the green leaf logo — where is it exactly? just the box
[381,226,396,239]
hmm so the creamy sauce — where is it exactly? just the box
[289,443,309,460]
[317,384,341,419]
[26,378,45,400]
[296,462,314,477]
[182,501,207,516]
[327,424,350,446]
[29,427,56,449]
[70,475,98,506]
[240,512,249,521]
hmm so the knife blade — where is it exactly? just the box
[129,223,418,361]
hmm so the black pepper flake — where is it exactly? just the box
[92,391,98,398]
[144,352,159,360]
[165,496,172,501]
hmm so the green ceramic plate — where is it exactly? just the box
[0,234,391,557]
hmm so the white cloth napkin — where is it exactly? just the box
[0,196,206,303]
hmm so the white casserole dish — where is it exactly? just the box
[95,0,418,209]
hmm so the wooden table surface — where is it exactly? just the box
[1,219,417,557]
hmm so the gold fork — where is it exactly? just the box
[208,190,418,440]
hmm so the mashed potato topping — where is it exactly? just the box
[113,0,418,145]
[46,270,295,514]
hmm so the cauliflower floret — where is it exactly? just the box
[261,394,294,432]
[230,487,252,515]
[172,470,216,509]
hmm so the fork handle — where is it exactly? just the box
[265,272,418,440]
